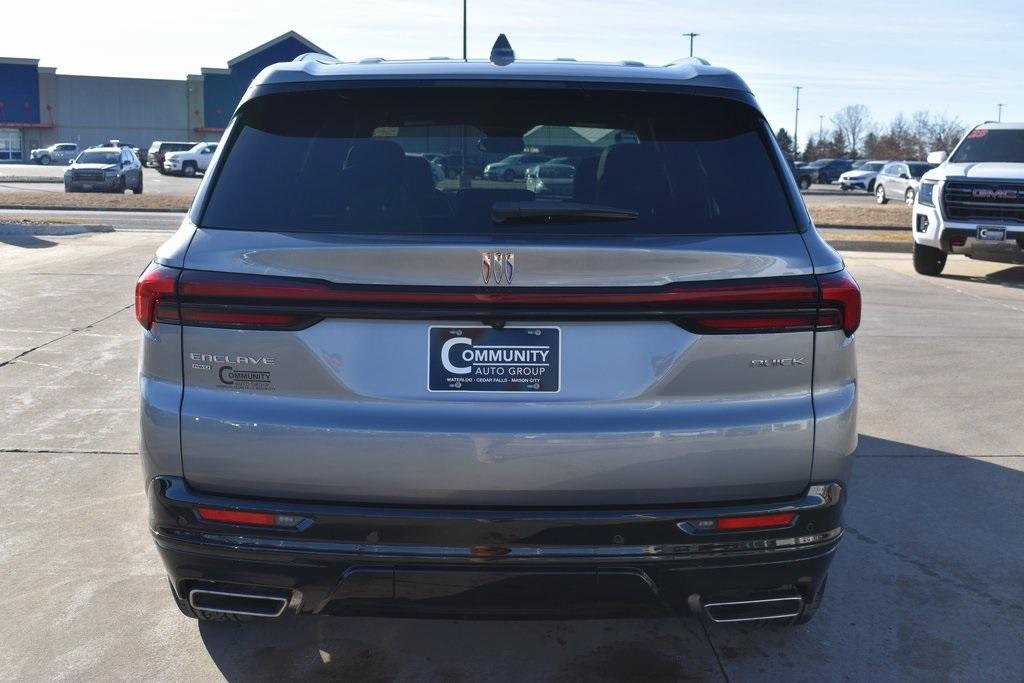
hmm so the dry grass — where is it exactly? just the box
[0,192,191,211]
[808,202,912,229]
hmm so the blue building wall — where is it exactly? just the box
[202,36,318,129]
[0,63,41,124]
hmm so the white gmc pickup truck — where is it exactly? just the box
[912,122,1024,275]
[163,142,218,177]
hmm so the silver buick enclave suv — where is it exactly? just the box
[138,38,860,625]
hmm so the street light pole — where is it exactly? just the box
[793,86,802,158]
[682,32,700,57]
[819,114,824,139]
[462,0,467,61]
[997,103,1004,122]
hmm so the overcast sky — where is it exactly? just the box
[5,0,1022,147]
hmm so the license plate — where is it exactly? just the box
[429,326,560,392]
[978,226,1005,241]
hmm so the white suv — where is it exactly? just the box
[912,123,1024,275]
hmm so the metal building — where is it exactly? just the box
[0,31,329,160]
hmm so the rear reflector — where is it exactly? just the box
[195,506,307,528]
[196,507,275,526]
[715,512,796,531]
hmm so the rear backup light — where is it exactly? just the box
[135,263,180,329]
[690,512,796,532]
[816,269,861,336]
[195,506,307,528]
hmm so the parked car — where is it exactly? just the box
[406,154,446,184]
[912,122,1024,275]
[525,162,575,196]
[875,161,933,205]
[29,143,78,165]
[148,141,197,171]
[839,160,887,193]
[803,158,853,184]
[163,142,218,177]
[137,39,859,626]
[64,146,143,193]
[790,159,816,190]
[483,153,551,180]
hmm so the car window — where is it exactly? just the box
[950,129,1024,163]
[77,151,120,164]
[200,87,797,236]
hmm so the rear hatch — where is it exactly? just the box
[176,84,827,507]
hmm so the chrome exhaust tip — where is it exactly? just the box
[702,591,803,623]
[188,588,289,618]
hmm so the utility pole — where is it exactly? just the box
[997,103,1004,122]
[818,114,824,139]
[682,32,700,57]
[793,86,802,158]
[462,0,467,61]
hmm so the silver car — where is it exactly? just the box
[138,40,859,625]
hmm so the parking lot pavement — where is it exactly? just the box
[0,165,201,195]
[1,233,1022,681]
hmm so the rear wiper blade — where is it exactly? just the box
[492,201,638,224]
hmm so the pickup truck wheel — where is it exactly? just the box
[913,242,946,275]
[875,184,888,204]
[133,174,144,195]
[798,176,811,190]
[183,163,197,178]
[905,188,916,205]
[38,155,51,166]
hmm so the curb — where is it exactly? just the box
[0,177,63,184]
[825,240,911,253]
[0,223,115,236]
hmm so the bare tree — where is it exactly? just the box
[831,105,871,158]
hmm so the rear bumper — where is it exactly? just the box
[150,476,844,618]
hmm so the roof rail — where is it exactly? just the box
[619,60,645,67]
[359,57,386,64]
[667,56,711,67]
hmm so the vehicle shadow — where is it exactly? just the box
[194,434,1024,681]
[941,264,1024,290]
[0,234,56,249]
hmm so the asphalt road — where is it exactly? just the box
[1,231,1022,681]
[0,164,202,195]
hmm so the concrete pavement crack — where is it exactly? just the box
[0,303,132,368]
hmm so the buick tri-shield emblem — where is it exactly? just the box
[482,252,515,284]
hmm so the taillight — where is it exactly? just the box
[135,263,180,329]
[816,269,861,336]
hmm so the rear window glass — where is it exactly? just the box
[199,87,796,235]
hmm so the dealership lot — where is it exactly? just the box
[1,230,1022,681]
[0,164,201,195]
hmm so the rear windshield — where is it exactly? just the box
[199,87,796,235]
[950,129,1024,163]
